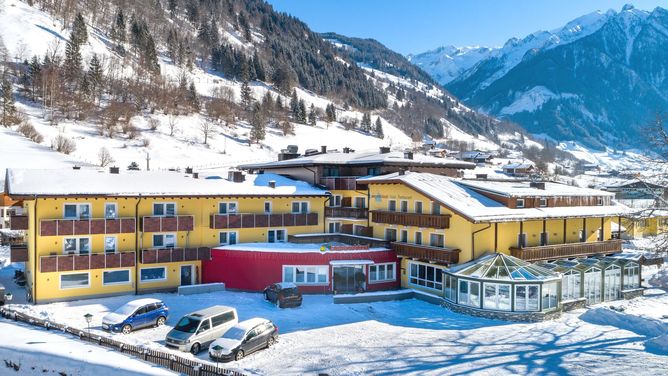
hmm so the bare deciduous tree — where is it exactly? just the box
[97,147,115,167]
[51,134,76,154]
[200,120,215,145]
[168,114,178,136]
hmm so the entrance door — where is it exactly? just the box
[180,265,193,286]
[333,265,366,293]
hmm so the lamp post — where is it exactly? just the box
[84,313,93,336]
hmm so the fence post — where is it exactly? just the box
[169,355,176,370]
[193,364,201,376]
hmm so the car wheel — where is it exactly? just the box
[235,350,244,361]
[121,324,132,334]
[190,343,201,355]
[267,336,275,348]
[156,316,166,327]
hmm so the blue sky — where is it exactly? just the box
[266,1,665,54]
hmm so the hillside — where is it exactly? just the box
[408,45,493,85]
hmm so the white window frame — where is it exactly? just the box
[63,203,91,219]
[458,279,481,308]
[153,202,177,217]
[352,224,365,236]
[483,282,511,311]
[60,272,90,289]
[400,200,409,213]
[431,202,441,215]
[219,231,238,245]
[384,228,397,242]
[516,199,525,208]
[218,201,238,215]
[388,199,397,212]
[104,236,117,253]
[102,269,132,286]
[104,203,118,219]
[63,236,91,255]
[282,265,329,285]
[369,263,396,283]
[328,221,342,233]
[429,233,444,248]
[268,228,287,243]
[539,198,547,207]
[152,233,176,249]
[330,195,342,207]
[514,284,540,312]
[353,196,366,209]
[541,282,559,310]
[140,267,167,283]
[400,229,408,243]
[562,270,581,301]
[264,201,272,214]
[623,263,640,290]
[291,201,309,214]
[597,197,603,206]
[444,274,457,301]
[408,262,443,291]
[414,201,423,214]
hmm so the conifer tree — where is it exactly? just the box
[240,79,253,109]
[361,112,372,132]
[375,117,384,138]
[250,103,266,143]
[0,78,18,127]
[298,99,307,124]
[87,54,103,102]
[289,89,299,118]
[64,37,83,84]
[308,103,316,125]
[188,82,199,110]
[71,13,88,46]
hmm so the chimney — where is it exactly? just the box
[403,150,414,160]
[228,170,245,183]
[72,166,81,170]
[399,169,406,176]
[185,167,193,174]
[321,145,327,154]
[379,146,390,154]
[530,181,546,190]
[193,172,199,179]
[268,180,276,188]
[343,147,350,154]
[109,166,120,174]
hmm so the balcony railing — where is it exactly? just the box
[371,211,450,228]
[40,251,136,273]
[141,247,211,264]
[209,212,318,229]
[319,176,358,190]
[509,239,623,262]
[10,244,28,263]
[142,216,194,232]
[325,206,368,219]
[9,215,29,230]
[391,242,460,265]
[40,218,136,236]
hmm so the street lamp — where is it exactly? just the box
[84,313,93,336]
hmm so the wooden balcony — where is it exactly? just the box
[9,215,29,230]
[141,247,211,264]
[40,218,136,236]
[142,216,194,232]
[391,242,460,265]
[10,244,28,263]
[371,211,450,228]
[509,239,623,262]
[320,176,358,190]
[325,206,368,219]
[209,212,318,229]
[40,251,136,273]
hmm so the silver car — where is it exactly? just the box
[165,305,238,354]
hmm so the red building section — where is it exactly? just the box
[202,243,399,293]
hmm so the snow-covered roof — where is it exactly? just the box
[5,169,327,197]
[240,151,475,169]
[359,172,630,223]
[215,242,388,253]
[457,179,614,198]
[502,162,534,170]
[448,253,561,282]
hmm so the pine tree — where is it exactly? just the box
[240,79,253,109]
[261,91,274,114]
[249,103,266,144]
[325,103,336,122]
[289,89,299,118]
[64,37,83,84]
[252,51,265,82]
[71,13,88,46]
[298,99,307,124]
[0,78,18,127]
[375,117,384,138]
[308,103,316,126]
[361,112,372,132]
[87,54,103,102]
[188,82,199,110]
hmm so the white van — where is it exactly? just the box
[165,305,238,354]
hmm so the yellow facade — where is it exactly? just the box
[623,216,668,238]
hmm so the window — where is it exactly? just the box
[541,282,558,310]
[140,267,166,282]
[483,283,511,311]
[388,200,397,212]
[63,237,91,255]
[328,222,341,233]
[323,166,339,177]
[514,285,539,311]
[268,229,287,243]
[458,280,481,307]
[431,202,441,215]
[385,228,397,242]
[329,195,342,207]
[408,262,443,291]
[219,231,238,245]
[584,267,602,304]
[415,231,422,245]
[540,232,549,246]
[562,270,581,301]
[430,233,444,248]
[604,265,621,301]
[400,200,408,213]
[354,197,366,209]
[579,229,586,242]
[367,167,381,176]
[292,202,309,214]
[60,273,89,289]
[218,202,237,214]
[283,266,328,284]
[211,312,236,327]
[353,225,366,236]
[444,274,457,301]
[104,236,117,253]
[539,198,547,207]
[63,203,91,219]
[517,233,527,248]
[597,197,603,206]
[623,263,640,290]
[516,199,525,208]
[103,270,130,285]
[105,203,117,219]
[264,202,272,214]
[153,203,176,216]
[369,263,395,282]
[198,320,211,333]
[414,201,423,214]
[400,229,408,243]
[153,234,176,248]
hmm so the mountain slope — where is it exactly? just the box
[408,46,494,85]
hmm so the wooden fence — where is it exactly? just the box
[0,307,245,376]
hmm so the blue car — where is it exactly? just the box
[102,298,169,334]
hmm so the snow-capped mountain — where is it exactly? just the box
[407,46,494,85]
[442,4,668,149]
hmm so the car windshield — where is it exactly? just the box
[173,317,201,333]
[222,327,247,340]
[114,303,138,316]
[281,287,298,296]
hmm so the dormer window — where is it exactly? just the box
[539,198,547,207]
[516,199,525,208]
[597,197,603,206]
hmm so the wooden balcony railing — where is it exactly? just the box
[40,251,136,273]
[142,216,194,232]
[391,242,460,265]
[371,211,450,228]
[320,176,358,190]
[509,239,623,262]
[209,212,318,229]
[325,206,368,219]
[141,247,211,264]
[40,218,136,236]
[9,215,29,230]
[10,244,28,263]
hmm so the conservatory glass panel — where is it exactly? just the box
[458,280,480,307]
[515,285,540,311]
[483,283,511,311]
[623,263,640,290]
[562,271,581,301]
[604,265,621,301]
[541,282,558,310]
[584,268,602,305]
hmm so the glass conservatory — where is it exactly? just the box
[444,253,562,313]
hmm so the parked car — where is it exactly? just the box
[102,298,169,334]
[165,305,238,354]
[263,282,302,308]
[209,318,279,362]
